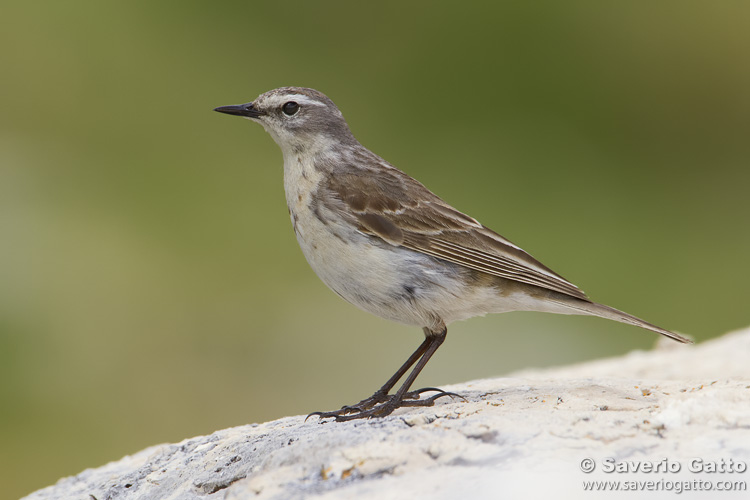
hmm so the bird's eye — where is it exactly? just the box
[282,101,299,116]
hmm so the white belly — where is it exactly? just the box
[282,155,449,328]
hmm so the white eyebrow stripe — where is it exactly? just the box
[285,95,327,107]
[265,94,326,108]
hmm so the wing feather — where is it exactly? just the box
[321,167,589,302]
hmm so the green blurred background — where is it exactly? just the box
[2,1,749,497]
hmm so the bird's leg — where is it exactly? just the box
[306,336,430,420]
[308,326,462,422]
[342,336,432,410]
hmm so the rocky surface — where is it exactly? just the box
[23,327,750,500]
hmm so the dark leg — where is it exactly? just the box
[334,336,431,412]
[308,325,462,422]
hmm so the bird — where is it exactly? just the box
[214,87,691,421]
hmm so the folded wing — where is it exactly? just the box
[321,167,590,302]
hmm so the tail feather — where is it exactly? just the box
[548,298,692,344]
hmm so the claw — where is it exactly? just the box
[400,391,463,407]
[404,387,466,402]
[305,411,323,422]
[404,387,447,399]
[307,387,466,422]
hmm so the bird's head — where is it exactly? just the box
[214,87,356,156]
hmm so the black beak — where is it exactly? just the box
[213,102,265,118]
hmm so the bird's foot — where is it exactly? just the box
[306,387,463,422]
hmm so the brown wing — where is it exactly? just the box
[320,166,590,301]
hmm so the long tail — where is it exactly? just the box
[548,298,692,344]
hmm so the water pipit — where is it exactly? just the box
[215,87,690,421]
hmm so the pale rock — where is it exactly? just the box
[23,327,750,500]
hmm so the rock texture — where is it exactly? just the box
[23,328,750,500]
